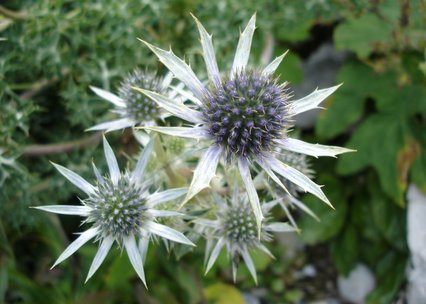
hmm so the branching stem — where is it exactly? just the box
[22,132,102,156]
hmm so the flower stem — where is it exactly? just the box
[22,132,102,156]
[153,135,185,187]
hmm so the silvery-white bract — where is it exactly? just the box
[34,137,194,287]
[136,13,354,231]
[263,150,320,228]
[196,189,296,283]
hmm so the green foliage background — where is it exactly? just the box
[1,0,425,303]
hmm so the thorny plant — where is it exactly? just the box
[35,13,354,286]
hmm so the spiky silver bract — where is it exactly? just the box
[278,151,313,196]
[137,13,355,232]
[269,150,320,227]
[196,190,296,283]
[34,137,194,287]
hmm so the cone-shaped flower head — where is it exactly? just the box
[88,69,189,132]
[196,189,296,283]
[203,71,291,159]
[136,14,355,232]
[116,69,163,122]
[34,137,194,287]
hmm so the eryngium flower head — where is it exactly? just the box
[137,13,354,231]
[204,71,291,159]
[88,69,181,132]
[116,69,163,122]
[34,137,194,287]
[196,190,296,283]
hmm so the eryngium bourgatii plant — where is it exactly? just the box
[196,189,296,283]
[88,69,191,132]
[34,137,194,287]
[135,13,354,231]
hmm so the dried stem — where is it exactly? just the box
[0,5,27,21]
[19,69,70,100]
[22,132,103,157]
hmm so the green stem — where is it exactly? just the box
[153,135,184,187]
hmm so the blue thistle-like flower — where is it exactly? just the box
[33,137,194,287]
[136,13,355,231]
[116,69,163,122]
[203,71,291,160]
[196,189,296,283]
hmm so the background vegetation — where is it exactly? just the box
[1,0,425,303]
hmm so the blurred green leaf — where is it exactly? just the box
[369,180,407,251]
[334,13,393,57]
[176,267,201,304]
[366,251,406,304]
[204,283,245,304]
[337,113,420,206]
[276,51,303,84]
[105,252,135,292]
[420,49,426,76]
[319,58,425,206]
[0,266,7,303]
[299,175,347,244]
[330,224,358,276]
[411,151,426,192]
[316,61,395,140]
[275,19,312,42]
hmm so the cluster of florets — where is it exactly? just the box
[220,201,271,248]
[117,69,164,122]
[86,174,147,239]
[166,137,186,155]
[222,203,257,246]
[202,70,290,159]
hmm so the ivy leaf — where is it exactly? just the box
[316,61,398,140]
[334,13,393,58]
[366,251,407,304]
[299,175,347,244]
[337,114,409,206]
[369,179,407,252]
[330,224,358,276]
